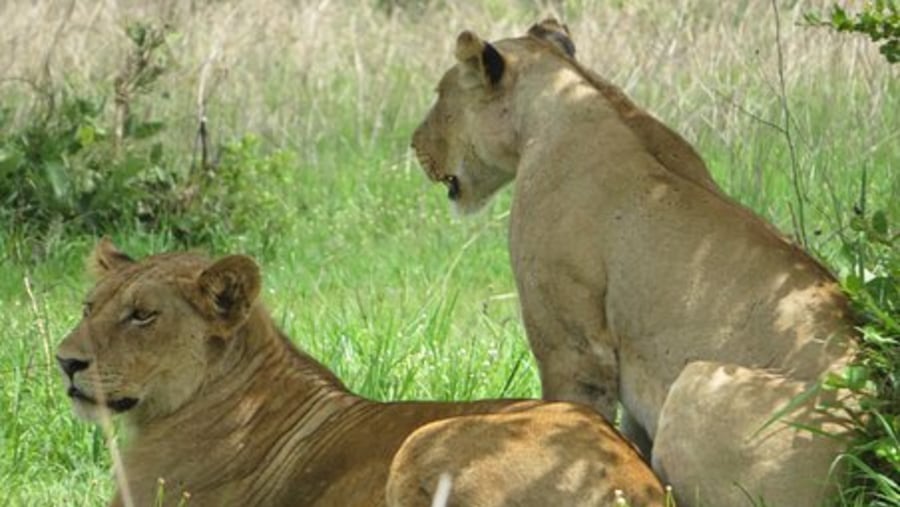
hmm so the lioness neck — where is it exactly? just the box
[121,307,364,506]
[514,61,649,189]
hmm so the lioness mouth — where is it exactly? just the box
[409,146,459,200]
[445,175,460,200]
[67,386,139,413]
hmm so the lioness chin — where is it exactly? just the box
[412,18,857,507]
[57,239,666,507]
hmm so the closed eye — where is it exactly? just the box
[129,308,159,327]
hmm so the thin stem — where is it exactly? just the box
[771,0,808,247]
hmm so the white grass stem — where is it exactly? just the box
[430,472,452,507]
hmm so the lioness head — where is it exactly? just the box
[411,18,575,214]
[56,239,261,425]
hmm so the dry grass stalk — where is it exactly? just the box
[22,274,52,373]
[1,0,891,152]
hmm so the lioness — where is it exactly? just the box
[56,239,665,507]
[411,19,857,507]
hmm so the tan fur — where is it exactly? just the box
[56,241,665,507]
[411,19,857,507]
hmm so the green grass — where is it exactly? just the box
[0,165,535,504]
[1,0,898,505]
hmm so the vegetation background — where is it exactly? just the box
[0,0,897,505]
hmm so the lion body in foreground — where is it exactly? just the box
[56,240,665,507]
[411,20,857,507]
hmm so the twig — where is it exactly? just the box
[771,0,808,247]
[114,22,171,150]
[0,76,55,125]
[0,76,48,97]
[706,85,785,134]
[191,3,238,176]
[194,45,220,174]
[23,273,52,373]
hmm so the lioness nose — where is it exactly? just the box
[57,356,90,377]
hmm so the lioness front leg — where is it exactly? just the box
[520,302,619,422]
[534,342,619,422]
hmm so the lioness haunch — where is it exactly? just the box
[57,239,665,507]
[412,17,857,507]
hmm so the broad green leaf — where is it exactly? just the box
[845,273,864,293]
[844,364,871,391]
[0,146,24,178]
[76,124,95,147]
[42,160,70,201]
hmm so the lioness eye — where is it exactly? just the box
[130,308,158,326]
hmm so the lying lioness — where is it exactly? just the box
[411,18,857,507]
[56,239,666,507]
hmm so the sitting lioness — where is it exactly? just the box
[411,19,857,507]
[56,239,665,507]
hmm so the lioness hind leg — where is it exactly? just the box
[524,318,620,423]
[651,361,849,507]
[516,279,619,422]
[386,403,666,507]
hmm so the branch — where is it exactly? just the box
[771,0,808,248]
[194,45,221,174]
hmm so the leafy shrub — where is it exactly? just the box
[800,5,899,502]
[0,89,176,231]
[0,22,176,242]
[825,201,900,503]
[0,21,290,259]
[169,134,294,256]
[806,1,900,64]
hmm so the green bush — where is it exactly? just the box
[806,1,900,64]
[0,89,174,232]
[0,21,290,259]
[0,22,175,242]
[801,5,899,501]
[168,134,294,256]
[825,201,900,503]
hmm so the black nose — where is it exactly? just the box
[57,356,90,377]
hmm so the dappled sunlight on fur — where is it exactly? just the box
[412,18,859,507]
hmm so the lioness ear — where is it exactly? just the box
[197,255,261,331]
[88,237,135,279]
[455,30,505,87]
[527,17,576,57]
